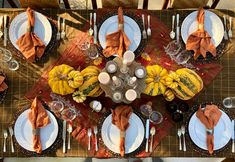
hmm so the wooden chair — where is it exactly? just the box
[92,0,149,9]
[162,0,220,9]
[6,0,71,9]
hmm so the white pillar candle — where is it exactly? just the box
[98,72,110,85]
[125,89,137,102]
[121,59,128,73]
[123,50,135,65]
[129,77,137,85]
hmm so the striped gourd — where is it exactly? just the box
[79,66,103,97]
[165,68,203,100]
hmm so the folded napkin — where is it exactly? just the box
[28,96,50,153]
[186,8,216,59]
[111,105,132,157]
[196,104,222,154]
[0,75,8,92]
[103,7,131,58]
[16,8,45,62]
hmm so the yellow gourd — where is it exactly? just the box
[68,70,84,89]
[163,89,175,101]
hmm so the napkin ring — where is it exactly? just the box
[198,23,204,30]
[27,26,34,32]
[118,24,124,30]
[32,128,40,135]
[120,131,126,137]
[206,128,214,135]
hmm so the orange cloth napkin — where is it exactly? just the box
[186,8,216,59]
[16,8,46,62]
[28,96,50,153]
[196,104,222,154]
[103,7,131,58]
[0,75,8,92]
[111,105,132,157]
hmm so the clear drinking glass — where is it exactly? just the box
[87,44,99,59]
[149,111,163,124]
[164,40,182,57]
[77,35,91,51]
[174,50,192,65]
[223,97,235,108]
[0,47,19,71]
[140,103,153,117]
[61,108,78,121]
[49,100,64,113]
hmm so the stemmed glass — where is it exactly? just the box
[0,47,19,71]
[164,40,182,60]
[61,107,81,121]
[140,102,163,124]
[48,100,64,113]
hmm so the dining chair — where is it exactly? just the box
[162,0,220,9]
[92,0,149,9]
[6,0,71,9]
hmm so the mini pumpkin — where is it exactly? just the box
[72,90,86,103]
[68,70,84,89]
[48,64,75,95]
[163,89,175,101]
[144,65,168,96]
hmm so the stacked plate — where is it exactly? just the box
[9,11,52,53]
[14,109,58,152]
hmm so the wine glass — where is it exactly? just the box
[149,111,163,124]
[164,40,182,59]
[87,44,99,59]
[140,102,153,117]
[174,50,192,65]
[48,100,64,113]
[0,47,19,71]
[61,108,79,121]
[77,33,91,51]
[223,97,235,108]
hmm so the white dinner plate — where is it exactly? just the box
[14,109,58,152]
[9,11,52,50]
[181,10,224,47]
[98,15,141,53]
[101,113,145,154]
[188,109,232,151]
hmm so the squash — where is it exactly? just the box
[163,89,175,101]
[68,70,83,89]
[72,90,86,103]
[166,68,203,100]
[79,66,103,97]
[144,65,168,96]
[48,64,75,95]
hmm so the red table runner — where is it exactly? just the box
[25,9,223,157]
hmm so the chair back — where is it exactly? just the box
[101,0,139,8]
[19,0,60,8]
[171,0,209,8]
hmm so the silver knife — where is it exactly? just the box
[93,12,97,44]
[3,15,8,47]
[176,14,180,44]
[0,16,3,38]
[223,15,228,40]
[62,120,67,153]
[145,119,150,152]
[232,120,235,153]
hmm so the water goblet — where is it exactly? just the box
[61,108,79,121]
[49,100,64,113]
[164,40,182,59]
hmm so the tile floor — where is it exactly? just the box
[1,0,235,161]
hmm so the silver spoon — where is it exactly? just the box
[170,15,175,39]
[229,16,233,38]
[89,13,93,36]
[149,127,156,152]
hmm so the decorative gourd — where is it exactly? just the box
[165,71,180,89]
[72,90,86,103]
[48,64,75,95]
[144,65,168,96]
[163,89,175,101]
[79,66,103,97]
[166,68,203,100]
[68,70,84,89]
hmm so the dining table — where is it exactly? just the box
[0,7,234,158]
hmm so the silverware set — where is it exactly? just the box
[223,15,233,39]
[177,125,186,151]
[142,14,151,39]
[3,126,15,153]
[62,120,74,153]
[145,119,156,153]
[170,14,180,44]
[87,126,99,151]
[57,16,66,41]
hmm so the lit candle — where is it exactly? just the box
[125,89,137,102]
[129,77,137,85]
[123,51,135,65]
[135,66,146,79]
[112,76,121,87]
[113,91,123,103]
[98,72,110,85]
[106,61,117,73]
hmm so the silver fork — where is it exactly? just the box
[229,16,233,38]
[147,15,151,37]
[88,128,92,151]
[177,128,182,151]
[223,15,228,40]
[8,127,14,153]
[3,129,8,152]
[67,123,72,150]
[93,126,98,151]
[61,18,66,39]
[142,14,147,39]
[56,16,61,40]
[181,125,186,151]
